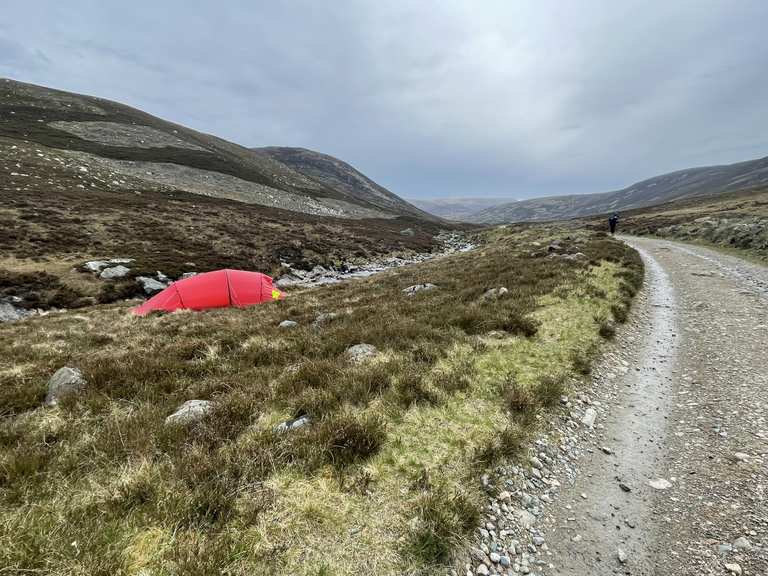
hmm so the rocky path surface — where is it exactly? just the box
[459,238,767,576]
[546,237,768,575]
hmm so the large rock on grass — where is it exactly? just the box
[100,265,131,279]
[164,399,214,426]
[481,287,508,301]
[402,283,437,296]
[136,276,167,295]
[45,367,86,406]
[346,343,378,364]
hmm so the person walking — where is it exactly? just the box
[608,213,619,235]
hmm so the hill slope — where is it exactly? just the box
[0,78,447,309]
[408,197,517,221]
[0,78,431,220]
[256,147,433,220]
[469,155,768,224]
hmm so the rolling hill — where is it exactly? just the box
[468,155,768,224]
[0,78,446,309]
[0,78,433,221]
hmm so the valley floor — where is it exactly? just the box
[490,237,767,576]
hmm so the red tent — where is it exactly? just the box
[132,269,284,316]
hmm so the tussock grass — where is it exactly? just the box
[0,226,642,574]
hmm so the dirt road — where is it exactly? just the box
[539,237,768,575]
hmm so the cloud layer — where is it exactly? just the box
[2,1,767,199]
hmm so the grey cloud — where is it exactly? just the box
[1,0,767,199]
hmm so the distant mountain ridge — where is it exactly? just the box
[468,155,768,224]
[409,197,517,221]
[0,78,434,221]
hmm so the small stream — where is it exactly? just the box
[275,231,475,289]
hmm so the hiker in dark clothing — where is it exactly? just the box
[608,213,619,234]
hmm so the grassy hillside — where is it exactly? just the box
[0,136,447,309]
[586,186,768,263]
[0,78,432,220]
[0,226,642,575]
[468,155,768,224]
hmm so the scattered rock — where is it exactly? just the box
[619,482,631,492]
[581,407,597,427]
[278,320,298,329]
[733,452,750,462]
[717,543,733,555]
[84,260,110,272]
[402,283,437,296]
[274,415,311,433]
[45,367,86,406]
[514,509,536,528]
[136,276,167,295]
[313,312,339,327]
[481,287,509,301]
[647,478,672,490]
[346,343,378,364]
[399,228,415,236]
[732,536,752,551]
[476,564,489,576]
[0,301,31,323]
[725,563,742,575]
[164,399,213,426]
[617,548,628,564]
[100,265,131,279]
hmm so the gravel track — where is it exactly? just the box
[539,237,768,575]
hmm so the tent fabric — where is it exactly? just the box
[132,269,284,316]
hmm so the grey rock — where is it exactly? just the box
[156,271,170,283]
[581,408,597,427]
[489,552,501,563]
[100,265,131,279]
[136,276,167,295]
[313,312,339,327]
[84,260,110,272]
[717,543,733,555]
[532,536,545,546]
[181,272,198,280]
[399,227,415,236]
[476,564,489,576]
[346,343,378,364]
[499,555,511,567]
[402,283,437,296]
[617,548,628,564]
[514,509,536,528]
[732,536,752,551]
[45,367,86,406]
[724,563,742,575]
[278,320,298,329]
[274,415,311,433]
[647,478,672,490]
[481,287,509,301]
[0,301,30,323]
[164,399,213,426]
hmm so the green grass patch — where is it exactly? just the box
[0,225,642,574]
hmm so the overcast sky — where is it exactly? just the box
[2,1,767,200]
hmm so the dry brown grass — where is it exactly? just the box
[0,225,642,574]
